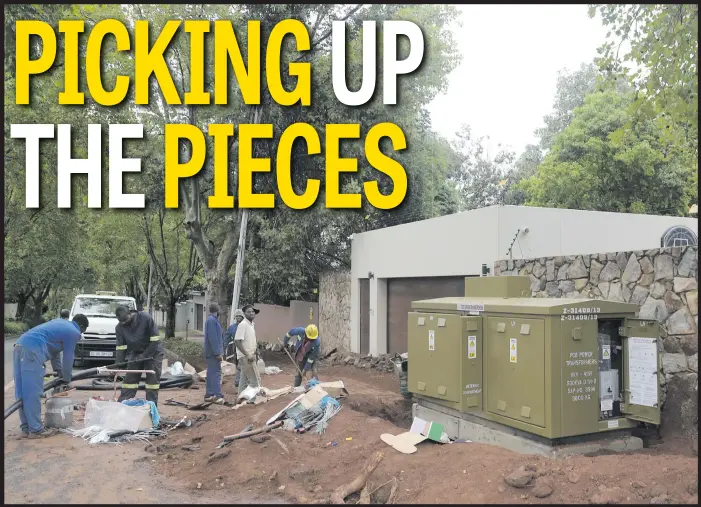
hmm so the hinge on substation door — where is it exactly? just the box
[618,326,629,337]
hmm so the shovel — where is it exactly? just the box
[276,337,306,380]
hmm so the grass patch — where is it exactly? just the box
[4,320,28,337]
[163,335,203,358]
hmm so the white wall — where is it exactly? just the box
[496,206,698,260]
[350,205,698,355]
[4,303,18,319]
[351,206,500,279]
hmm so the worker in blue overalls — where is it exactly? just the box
[13,314,89,439]
[203,302,225,404]
[224,309,245,390]
[48,309,71,379]
[282,324,321,387]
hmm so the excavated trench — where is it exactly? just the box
[346,396,414,429]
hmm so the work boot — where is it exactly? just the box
[204,395,216,403]
[213,397,225,405]
[28,428,57,439]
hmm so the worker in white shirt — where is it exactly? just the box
[233,304,261,392]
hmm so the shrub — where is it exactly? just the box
[163,336,203,358]
[4,319,28,337]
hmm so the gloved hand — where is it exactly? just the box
[246,354,255,363]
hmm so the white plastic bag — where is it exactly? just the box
[265,366,282,375]
[169,361,185,376]
[83,399,152,432]
[257,358,266,370]
[237,385,266,402]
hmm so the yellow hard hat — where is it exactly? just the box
[305,324,319,340]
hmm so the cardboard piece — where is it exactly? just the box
[266,393,307,425]
[410,416,444,443]
[317,381,348,398]
[381,432,427,454]
[299,386,328,409]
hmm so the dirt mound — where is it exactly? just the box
[148,361,698,504]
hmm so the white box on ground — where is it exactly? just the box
[84,399,153,432]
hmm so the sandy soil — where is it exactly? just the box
[4,351,699,504]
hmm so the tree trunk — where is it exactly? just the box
[16,294,30,320]
[31,284,51,326]
[166,301,177,339]
[31,299,45,326]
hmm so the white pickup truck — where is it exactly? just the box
[69,292,137,366]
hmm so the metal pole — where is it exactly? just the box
[228,106,261,326]
[230,209,249,325]
[146,259,153,313]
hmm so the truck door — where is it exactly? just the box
[620,317,661,426]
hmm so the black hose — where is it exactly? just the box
[77,375,193,391]
[4,358,155,420]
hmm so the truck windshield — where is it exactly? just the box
[74,298,135,318]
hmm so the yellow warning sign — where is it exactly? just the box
[467,335,477,359]
[509,338,518,363]
[602,345,611,360]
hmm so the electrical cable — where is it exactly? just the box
[4,358,156,420]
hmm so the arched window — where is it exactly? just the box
[661,226,698,247]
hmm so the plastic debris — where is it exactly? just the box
[169,362,185,376]
[122,398,160,428]
[264,366,282,375]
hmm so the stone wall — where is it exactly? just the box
[494,246,698,440]
[318,271,352,354]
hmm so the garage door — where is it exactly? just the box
[359,279,370,355]
[387,277,467,354]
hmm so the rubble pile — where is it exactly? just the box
[256,341,400,374]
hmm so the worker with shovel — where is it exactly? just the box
[115,306,164,405]
[283,324,321,387]
[203,302,225,405]
[13,314,89,439]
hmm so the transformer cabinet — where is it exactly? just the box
[408,276,661,442]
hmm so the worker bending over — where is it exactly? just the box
[234,304,261,392]
[224,309,245,390]
[115,306,164,405]
[283,324,321,387]
[13,314,89,438]
[203,302,225,404]
[48,309,71,379]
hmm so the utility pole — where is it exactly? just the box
[145,259,153,314]
[229,208,249,325]
[229,106,261,325]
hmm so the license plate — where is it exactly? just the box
[89,351,113,357]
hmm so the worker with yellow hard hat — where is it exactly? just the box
[282,324,321,387]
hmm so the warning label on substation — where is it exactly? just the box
[468,336,477,359]
[510,338,518,363]
[602,345,611,360]
[429,330,435,351]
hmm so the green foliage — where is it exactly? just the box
[163,335,204,357]
[589,4,698,152]
[448,125,516,211]
[4,319,28,337]
[535,63,601,151]
[519,90,694,215]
